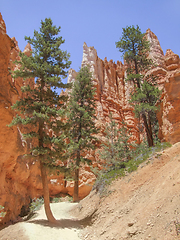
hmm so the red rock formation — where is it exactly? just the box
[0,13,31,224]
[145,29,180,143]
[146,28,165,67]
[157,50,180,144]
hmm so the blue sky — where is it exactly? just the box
[1,0,180,78]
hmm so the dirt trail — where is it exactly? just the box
[0,202,83,240]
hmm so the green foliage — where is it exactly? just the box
[130,79,160,117]
[51,197,61,203]
[51,196,73,203]
[67,66,99,171]
[67,66,99,201]
[116,25,161,147]
[9,18,71,169]
[99,113,134,170]
[115,25,151,78]
[94,141,171,197]
[30,198,44,212]
[174,220,180,236]
[130,77,161,144]
[0,205,6,221]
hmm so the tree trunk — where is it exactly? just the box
[38,79,56,223]
[40,161,57,223]
[73,151,80,202]
[73,167,79,202]
[142,113,154,147]
[148,113,154,146]
[133,55,154,147]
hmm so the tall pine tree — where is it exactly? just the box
[67,66,99,202]
[116,25,160,147]
[9,18,71,223]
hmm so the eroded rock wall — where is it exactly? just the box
[146,29,180,144]
[157,49,180,144]
[0,13,32,223]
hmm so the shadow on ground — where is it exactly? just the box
[28,211,95,229]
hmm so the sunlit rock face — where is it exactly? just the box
[0,13,31,224]
[157,50,180,144]
[146,28,165,67]
[145,29,180,144]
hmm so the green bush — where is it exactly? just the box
[52,197,61,203]
[0,205,6,221]
[93,142,171,197]
[51,196,73,203]
[30,198,44,212]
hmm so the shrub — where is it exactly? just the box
[0,205,6,221]
[93,142,171,197]
[30,198,44,212]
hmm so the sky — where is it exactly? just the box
[1,0,180,86]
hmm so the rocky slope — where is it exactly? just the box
[72,142,180,240]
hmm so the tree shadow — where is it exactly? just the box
[28,213,95,229]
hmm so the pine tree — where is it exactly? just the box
[9,18,71,223]
[116,25,161,147]
[100,113,133,170]
[67,66,99,202]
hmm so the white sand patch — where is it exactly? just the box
[21,202,82,240]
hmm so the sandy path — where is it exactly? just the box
[20,202,82,240]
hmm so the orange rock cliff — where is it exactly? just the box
[0,13,180,224]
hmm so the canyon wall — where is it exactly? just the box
[146,29,180,143]
[0,13,31,223]
[0,12,180,224]
[0,13,39,223]
[157,49,180,144]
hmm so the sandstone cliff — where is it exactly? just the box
[145,29,180,144]
[0,13,40,224]
[158,49,180,144]
[0,13,31,223]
